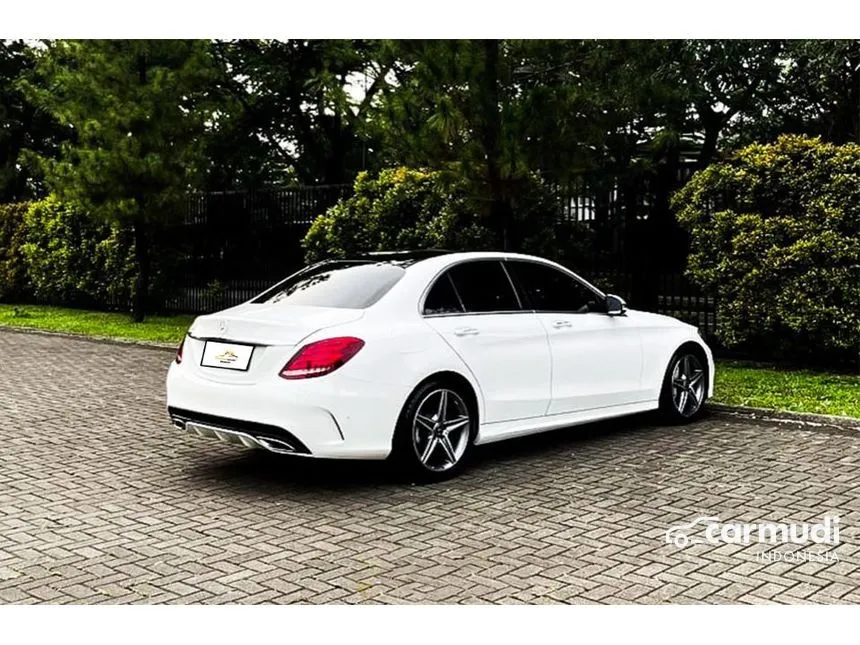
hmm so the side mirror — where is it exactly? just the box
[605,294,627,316]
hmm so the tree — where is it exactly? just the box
[783,40,860,144]
[659,40,786,168]
[728,40,860,146]
[368,40,534,249]
[206,39,391,188]
[0,40,66,201]
[365,40,692,249]
[23,40,217,320]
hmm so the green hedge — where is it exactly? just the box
[0,197,176,311]
[20,197,133,307]
[0,202,32,302]
[304,167,593,267]
[673,135,860,360]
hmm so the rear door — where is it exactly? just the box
[505,260,643,414]
[422,260,552,424]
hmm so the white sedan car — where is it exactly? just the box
[167,251,713,480]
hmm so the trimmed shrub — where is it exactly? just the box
[0,202,32,302]
[303,167,593,267]
[672,135,860,360]
[303,168,492,263]
[19,197,176,311]
[20,197,126,307]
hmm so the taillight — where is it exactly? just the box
[175,337,185,364]
[279,337,365,380]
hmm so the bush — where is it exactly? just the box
[303,168,492,263]
[672,135,860,360]
[0,202,32,302]
[20,197,128,307]
[303,167,593,267]
[19,197,176,311]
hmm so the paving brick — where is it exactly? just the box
[1,330,859,604]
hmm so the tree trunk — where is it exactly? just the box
[132,216,150,323]
[698,119,722,169]
[479,39,509,250]
[325,114,346,185]
[131,54,150,323]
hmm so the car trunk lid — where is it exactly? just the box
[190,303,365,347]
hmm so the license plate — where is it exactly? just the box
[200,341,255,371]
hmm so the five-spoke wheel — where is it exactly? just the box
[660,349,708,422]
[412,388,471,473]
[393,380,476,481]
[671,353,705,418]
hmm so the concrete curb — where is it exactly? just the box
[709,402,860,431]
[0,325,177,353]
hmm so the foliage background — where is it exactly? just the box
[8,198,176,310]
[304,167,594,267]
[673,135,860,361]
[0,38,859,367]
[0,201,31,301]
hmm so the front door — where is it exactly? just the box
[505,260,643,415]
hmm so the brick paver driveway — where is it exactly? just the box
[1,329,859,604]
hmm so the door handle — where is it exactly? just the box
[453,326,480,337]
[552,320,573,329]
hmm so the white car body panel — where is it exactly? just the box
[166,251,715,461]
[476,400,658,444]
[535,311,643,414]
[423,312,551,424]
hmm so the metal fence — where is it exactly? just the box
[161,185,351,314]
[159,164,716,338]
[552,162,716,337]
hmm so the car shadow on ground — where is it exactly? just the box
[187,409,709,494]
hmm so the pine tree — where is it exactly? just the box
[24,40,216,320]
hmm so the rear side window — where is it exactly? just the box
[506,260,603,313]
[423,274,463,315]
[254,261,405,309]
[446,260,521,313]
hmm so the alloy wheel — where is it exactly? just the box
[411,388,471,473]
[671,354,705,417]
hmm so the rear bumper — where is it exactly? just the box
[166,362,405,459]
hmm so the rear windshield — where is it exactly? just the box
[253,261,406,309]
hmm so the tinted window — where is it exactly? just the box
[507,261,603,313]
[254,261,405,309]
[423,274,463,315]
[446,261,521,313]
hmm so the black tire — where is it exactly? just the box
[390,379,477,483]
[659,346,708,424]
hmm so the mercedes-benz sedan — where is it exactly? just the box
[167,251,713,480]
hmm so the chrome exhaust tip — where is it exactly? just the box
[255,436,297,455]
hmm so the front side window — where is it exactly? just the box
[254,261,405,309]
[445,260,521,313]
[506,260,603,313]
